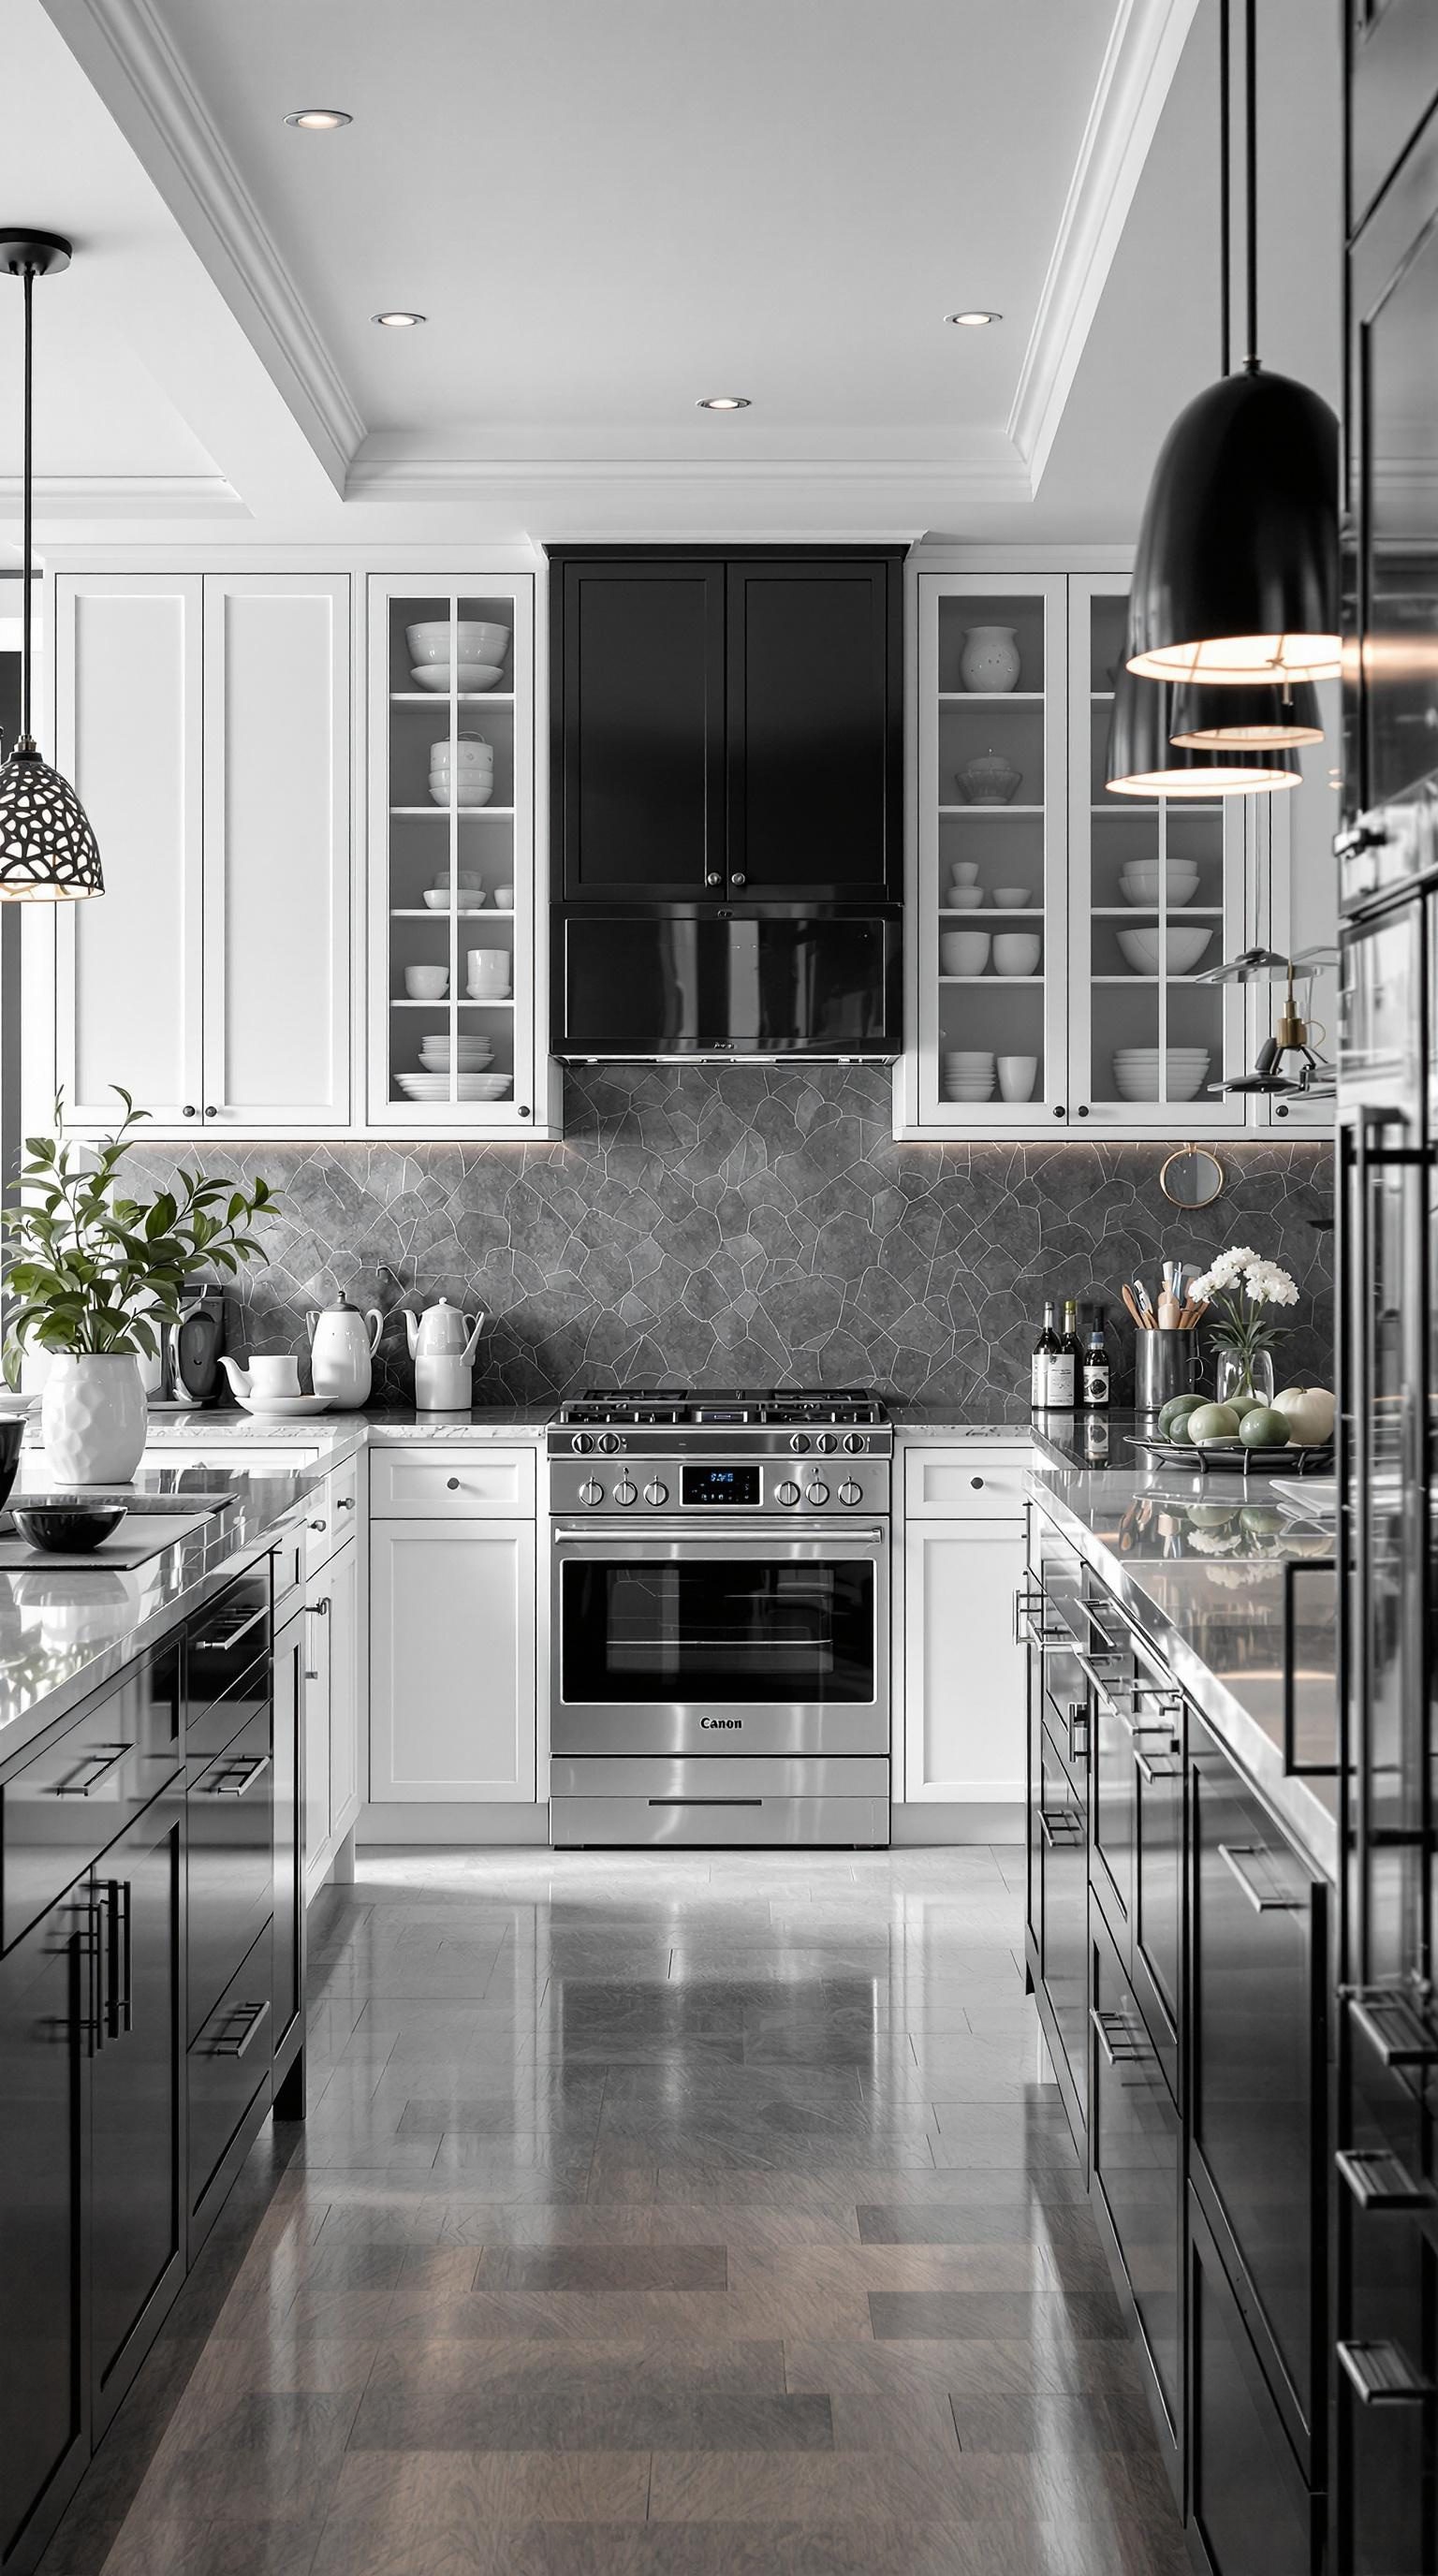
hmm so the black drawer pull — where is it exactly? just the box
[1089,2006,1143,2066]
[1135,1748,1181,1786]
[1349,1988,1438,2070]
[51,1741,132,1797]
[1336,2146,1431,2212]
[1218,1842,1302,1913]
[198,1753,271,1798]
[1038,1806,1082,1849]
[101,1878,132,2040]
[1066,1702,1089,1763]
[309,1517,328,1533]
[193,1600,268,1658]
[306,1597,330,1618]
[209,1998,270,2058]
[1013,1587,1070,1652]
[646,1798,763,1808]
[1338,2339,1435,2405]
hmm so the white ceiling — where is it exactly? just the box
[1,0,1337,548]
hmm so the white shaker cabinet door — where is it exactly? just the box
[53,574,204,1125]
[202,575,350,1127]
[326,1539,360,1837]
[370,1518,537,1802]
[302,1573,332,1877]
[903,1519,1027,1802]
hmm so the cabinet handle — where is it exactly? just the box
[447,1476,461,1490]
[1037,1805,1081,1848]
[1335,2146,1431,2212]
[203,1105,217,1119]
[1337,2339,1435,2406]
[970,1475,984,1488]
[1217,1841,1303,1913]
[1089,2005,1143,2066]
[183,1104,198,1119]
[100,1878,132,2040]
[310,1517,328,1532]
[80,1895,106,2056]
[1076,1105,1090,1118]
[52,1741,132,1797]
[1347,1987,1438,2071]
[198,1752,271,1797]
[706,871,722,886]
[1013,1586,1069,1653]
[1053,1105,1066,1119]
[1281,1556,1338,1778]
[193,1600,268,1658]
[519,1105,532,1119]
[306,1597,330,1617]
[337,1495,355,1511]
[209,1998,270,2059]
[731,871,747,887]
[1066,1702,1089,1763]
[1134,1746,1180,1785]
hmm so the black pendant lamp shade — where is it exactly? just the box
[1106,661,1299,797]
[1124,0,1341,691]
[0,229,102,901]
[1169,672,1324,748]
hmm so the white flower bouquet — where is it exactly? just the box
[1188,1244,1299,1406]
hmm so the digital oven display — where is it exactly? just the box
[682,1464,761,1508]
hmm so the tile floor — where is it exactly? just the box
[41,1845,1191,2575]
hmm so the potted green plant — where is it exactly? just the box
[2,1090,276,1484]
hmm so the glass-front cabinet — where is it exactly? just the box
[898,569,1255,1137]
[368,575,549,1132]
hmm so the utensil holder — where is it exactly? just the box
[1135,1327,1202,1415]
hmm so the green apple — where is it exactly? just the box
[1271,1385,1336,1445]
[1158,1393,1206,1434]
[1188,1402,1242,1443]
[1239,1406,1291,1450]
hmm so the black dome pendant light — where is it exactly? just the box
[1107,660,1299,796]
[0,230,103,901]
[1170,674,1324,748]
[1125,0,1340,690]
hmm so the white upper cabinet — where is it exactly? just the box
[49,571,350,1135]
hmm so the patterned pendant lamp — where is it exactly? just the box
[0,231,102,900]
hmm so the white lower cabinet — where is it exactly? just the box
[370,1510,537,1802]
[302,1536,360,1897]
[900,1444,1030,1808]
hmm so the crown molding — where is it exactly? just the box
[345,455,1034,506]
[40,0,365,490]
[1008,0,1200,491]
[0,473,246,520]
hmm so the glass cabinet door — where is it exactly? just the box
[369,578,536,1128]
[1070,578,1248,1128]
[911,574,1067,1128]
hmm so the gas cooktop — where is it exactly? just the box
[556,1388,888,1429]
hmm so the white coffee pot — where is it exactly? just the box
[404,1298,484,1411]
[306,1293,385,1409]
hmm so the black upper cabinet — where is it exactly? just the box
[552,548,902,906]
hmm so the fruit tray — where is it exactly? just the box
[1129,1436,1335,1478]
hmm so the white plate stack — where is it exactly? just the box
[1119,860,1199,908]
[419,1036,494,1072]
[944,1049,995,1102]
[397,1071,513,1102]
[1111,1048,1211,1101]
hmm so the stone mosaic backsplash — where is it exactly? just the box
[130,1067,1333,1418]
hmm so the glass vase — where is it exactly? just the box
[1214,1349,1275,1411]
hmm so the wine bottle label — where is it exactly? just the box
[1082,1359,1110,1408]
[1031,1354,1049,1408]
[1047,1354,1076,1408]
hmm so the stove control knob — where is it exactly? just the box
[814,1432,836,1454]
[788,1432,810,1453]
[644,1481,668,1508]
[805,1481,830,1507]
[570,1432,594,1454]
[578,1479,604,1507]
[614,1478,638,1507]
[843,1432,865,1453]
[775,1479,801,1506]
[839,1480,863,1506]
[598,1433,621,1455]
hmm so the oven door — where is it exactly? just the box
[550,1521,888,1756]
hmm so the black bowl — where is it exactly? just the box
[12,1502,126,1556]
[0,1417,24,1516]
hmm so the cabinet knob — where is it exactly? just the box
[1076,1105,1090,1119]
[203,1105,217,1119]
[447,1476,461,1490]
[310,1517,327,1531]
[306,1597,330,1617]
[706,871,722,886]
[731,872,746,886]
[1276,1104,1288,1119]
[971,1475,984,1488]
[519,1106,531,1119]
[337,1495,355,1510]
[183,1105,197,1119]
[1053,1105,1066,1120]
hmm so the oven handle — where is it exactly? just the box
[551,1525,888,1545]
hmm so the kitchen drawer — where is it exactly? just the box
[1091,1912,1181,2481]
[303,1455,360,1576]
[271,1525,305,1616]
[1035,1714,1088,2145]
[1334,2010,1436,2576]
[906,1446,1031,1517]
[185,1570,271,1727]
[187,1922,272,2224]
[1190,1718,1328,2475]
[187,1703,273,2042]
[185,1641,270,1764]
[1189,2188,1319,2576]
[3,1650,182,1949]
[370,1446,536,1518]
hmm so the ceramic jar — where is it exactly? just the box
[959,625,1021,692]
[42,1354,148,1485]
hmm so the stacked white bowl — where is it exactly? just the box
[1116,924,1212,975]
[1119,859,1199,908]
[431,734,494,809]
[424,874,488,912]
[944,1049,995,1102]
[1111,1047,1211,1102]
[406,621,511,694]
[419,1034,494,1071]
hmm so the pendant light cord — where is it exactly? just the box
[1242,0,1259,372]
[20,262,34,741]
[1219,0,1230,375]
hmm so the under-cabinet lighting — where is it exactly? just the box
[285,109,352,130]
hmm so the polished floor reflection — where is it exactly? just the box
[41,1847,1189,2575]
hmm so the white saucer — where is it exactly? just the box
[236,1393,332,1418]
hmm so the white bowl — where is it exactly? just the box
[947,886,985,911]
[404,967,449,1000]
[993,933,1042,976]
[992,887,1030,910]
[492,886,515,910]
[1119,864,1199,909]
[949,863,980,887]
[423,887,490,911]
[397,1072,513,1102]
[419,1046,494,1067]
[409,663,507,694]
[431,739,494,769]
[407,621,510,666]
[945,1082,994,1102]
[944,1050,994,1065]
[1115,925,1212,974]
[940,931,990,975]
[429,776,493,808]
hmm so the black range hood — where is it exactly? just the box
[551,905,901,1062]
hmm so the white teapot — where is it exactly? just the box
[404,1298,484,1412]
[306,1294,385,1409]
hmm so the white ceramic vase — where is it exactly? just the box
[42,1354,148,1486]
[959,624,1021,692]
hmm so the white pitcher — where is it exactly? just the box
[404,1298,484,1412]
[306,1294,384,1409]
[219,1353,301,1401]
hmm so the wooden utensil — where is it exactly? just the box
[1121,1284,1149,1330]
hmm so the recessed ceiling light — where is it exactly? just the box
[946,310,1001,327]
[697,394,751,410]
[372,310,426,328]
[285,109,352,129]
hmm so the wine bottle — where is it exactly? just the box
[1048,1301,1078,1411]
[1081,1310,1111,1412]
[1031,1301,1060,1411]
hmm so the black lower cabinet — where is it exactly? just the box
[0,1888,88,2570]
[1333,2020,1435,2575]
[1034,1717,1088,2146]
[1090,1912,1181,2499]
[187,1922,273,2251]
[271,1606,305,2114]
[1189,2190,1320,2576]
[87,1786,185,2437]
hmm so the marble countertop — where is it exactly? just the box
[1026,1422,1338,1877]
[130,1405,549,1446]
[0,1462,318,1773]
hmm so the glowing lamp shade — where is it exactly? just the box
[1169,674,1324,749]
[0,745,103,897]
[1125,368,1341,686]
[1106,665,1299,797]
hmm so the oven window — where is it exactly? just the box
[562,1558,874,1703]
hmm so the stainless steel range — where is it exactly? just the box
[547,1389,891,1848]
